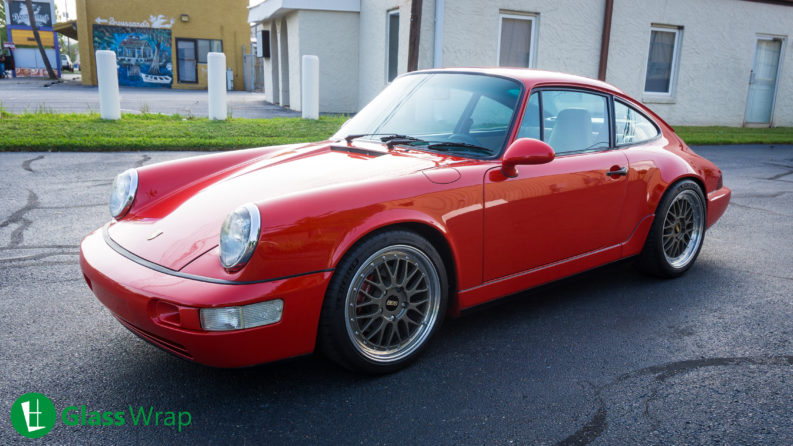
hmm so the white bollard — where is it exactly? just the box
[301,55,319,120]
[95,50,120,120]
[208,52,227,120]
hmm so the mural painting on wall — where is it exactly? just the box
[92,25,173,88]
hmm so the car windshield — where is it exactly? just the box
[333,72,523,158]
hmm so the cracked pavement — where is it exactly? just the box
[1,145,792,444]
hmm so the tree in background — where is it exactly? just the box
[1,2,6,48]
[24,0,57,79]
[54,2,78,64]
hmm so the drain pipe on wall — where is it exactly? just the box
[433,0,444,68]
[598,0,614,81]
[408,0,423,72]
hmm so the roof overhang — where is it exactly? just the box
[248,0,360,23]
[53,20,78,40]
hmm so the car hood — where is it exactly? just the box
[108,143,443,270]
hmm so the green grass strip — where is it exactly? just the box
[675,126,793,146]
[1,111,791,151]
[0,112,348,151]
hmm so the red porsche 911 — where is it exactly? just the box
[80,68,730,373]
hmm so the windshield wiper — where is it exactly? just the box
[424,142,493,155]
[343,133,422,145]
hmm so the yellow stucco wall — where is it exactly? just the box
[75,0,250,90]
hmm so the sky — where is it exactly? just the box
[53,0,76,21]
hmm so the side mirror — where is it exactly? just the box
[501,138,555,177]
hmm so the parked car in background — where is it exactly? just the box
[60,54,73,72]
[80,68,731,374]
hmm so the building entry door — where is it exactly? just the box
[745,37,784,125]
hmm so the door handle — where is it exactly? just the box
[606,166,628,177]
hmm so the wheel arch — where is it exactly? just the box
[328,220,460,316]
[657,174,707,216]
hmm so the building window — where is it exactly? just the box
[644,26,682,95]
[498,14,537,68]
[386,10,399,82]
[197,39,223,63]
[176,39,197,83]
[176,38,222,83]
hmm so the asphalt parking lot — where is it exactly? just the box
[1,145,792,444]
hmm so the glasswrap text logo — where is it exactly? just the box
[9,393,192,438]
[10,393,57,438]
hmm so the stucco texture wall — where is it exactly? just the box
[75,0,250,90]
[440,0,604,78]
[608,0,793,126]
[297,10,360,113]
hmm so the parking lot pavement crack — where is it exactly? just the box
[1,190,40,247]
[729,202,792,218]
[734,191,791,198]
[558,355,793,443]
[555,396,607,446]
[39,203,105,209]
[0,244,77,250]
[0,250,80,263]
[8,217,32,247]
[722,266,793,283]
[134,154,152,168]
[22,155,45,172]
[767,170,793,181]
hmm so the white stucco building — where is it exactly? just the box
[249,0,793,127]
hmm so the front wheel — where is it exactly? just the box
[637,180,706,278]
[318,230,448,374]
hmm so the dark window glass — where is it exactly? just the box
[197,39,223,63]
[499,17,533,67]
[645,30,677,93]
[176,39,197,83]
[387,12,399,82]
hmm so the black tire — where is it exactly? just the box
[318,230,448,374]
[636,179,707,278]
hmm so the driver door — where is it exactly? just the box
[483,89,629,281]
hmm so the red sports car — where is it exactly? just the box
[80,68,730,373]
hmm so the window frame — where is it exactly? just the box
[175,38,198,84]
[385,9,400,83]
[613,98,662,148]
[524,87,615,156]
[497,13,538,68]
[643,26,683,100]
[196,39,223,64]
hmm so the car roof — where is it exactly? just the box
[415,67,624,95]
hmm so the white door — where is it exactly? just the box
[745,37,784,125]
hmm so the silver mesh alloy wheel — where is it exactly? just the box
[344,245,441,363]
[662,189,705,269]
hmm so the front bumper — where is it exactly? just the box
[79,227,332,367]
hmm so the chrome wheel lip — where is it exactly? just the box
[344,244,441,364]
[662,189,705,269]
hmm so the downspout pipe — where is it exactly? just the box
[598,0,614,81]
[433,0,444,68]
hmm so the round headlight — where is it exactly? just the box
[109,169,138,219]
[219,203,261,271]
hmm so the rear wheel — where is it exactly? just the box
[319,230,448,374]
[637,180,706,278]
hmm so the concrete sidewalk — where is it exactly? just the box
[0,75,300,118]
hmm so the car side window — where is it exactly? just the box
[614,101,659,145]
[540,90,610,154]
[516,92,541,140]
